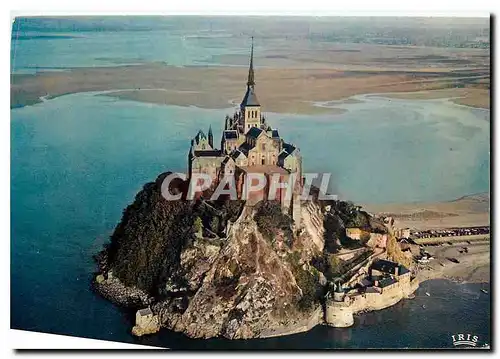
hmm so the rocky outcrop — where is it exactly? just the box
[153,206,317,339]
[93,271,152,308]
[300,201,325,253]
[93,173,416,339]
[132,308,160,337]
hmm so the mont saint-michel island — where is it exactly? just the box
[94,43,439,340]
[11,17,490,349]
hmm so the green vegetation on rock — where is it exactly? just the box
[104,172,245,294]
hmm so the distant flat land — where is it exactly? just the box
[11,43,490,114]
[363,193,490,230]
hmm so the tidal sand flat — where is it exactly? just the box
[376,88,490,109]
[11,16,490,349]
[11,18,489,112]
[11,91,490,348]
[363,193,490,230]
[11,64,490,113]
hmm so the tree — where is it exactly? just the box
[210,216,220,234]
[194,216,203,237]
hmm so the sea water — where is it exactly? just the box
[11,93,490,348]
[11,17,490,349]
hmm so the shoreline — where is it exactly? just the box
[11,63,489,114]
[363,193,489,231]
[11,84,490,117]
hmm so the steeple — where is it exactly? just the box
[247,36,255,89]
[240,37,261,134]
[208,125,213,148]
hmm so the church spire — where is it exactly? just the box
[247,36,255,89]
[208,125,213,148]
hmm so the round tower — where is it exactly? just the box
[325,282,354,328]
[333,282,345,302]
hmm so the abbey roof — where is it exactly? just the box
[246,126,264,139]
[241,86,260,107]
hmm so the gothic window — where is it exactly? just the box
[261,157,265,165]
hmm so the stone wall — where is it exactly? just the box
[325,277,419,328]
[260,306,323,338]
[325,300,354,328]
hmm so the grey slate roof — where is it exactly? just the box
[278,150,290,162]
[278,142,298,163]
[223,130,238,140]
[398,265,410,275]
[221,155,234,165]
[194,149,222,157]
[230,149,247,160]
[282,142,297,155]
[378,277,398,288]
[238,142,255,156]
[138,308,153,316]
[246,127,263,139]
[371,259,400,275]
[241,86,260,107]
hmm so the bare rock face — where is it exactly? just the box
[94,175,396,339]
[95,175,327,339]
[159,208,312,339]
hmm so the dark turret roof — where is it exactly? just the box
[240,37,260,108]
[194,130,207,144]
[241,86,260,107]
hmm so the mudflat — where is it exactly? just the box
[11,42,490,113]
[363,193,489,230]
[416,241,490,284]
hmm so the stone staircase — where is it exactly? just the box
[305,201,325,238]
[301,201,325,251]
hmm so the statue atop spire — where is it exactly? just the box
[247,36,255,89]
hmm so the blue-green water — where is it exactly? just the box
[11,17,490,349]
[11,92,490,348]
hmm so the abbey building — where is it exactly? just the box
[187,39,303,222]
